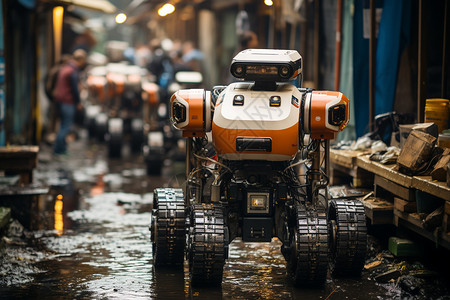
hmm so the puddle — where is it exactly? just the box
[1,138,449,299]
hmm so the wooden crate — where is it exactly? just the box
[361,197,393,225]
[394,197,417,213]
[397,130,436,173]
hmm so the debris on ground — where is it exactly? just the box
[365,234,450,298]
[374,269,402,283]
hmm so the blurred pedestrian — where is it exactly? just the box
[237,30,259,52]
[147,39,174,98]
[53,49,87,156]
[44,54,71,144]
[172,49,192,73]
[182,41,203,73]
[134,42,151,68]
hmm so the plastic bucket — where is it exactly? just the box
[424,98,449,133]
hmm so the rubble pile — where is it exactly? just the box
[364,236,450,298]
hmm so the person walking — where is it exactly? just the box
[52,49,87,156]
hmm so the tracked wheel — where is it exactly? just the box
[108,132,122,158]
[328,199,367,276]
[187,204,228,286]
[130,118,144,153]
[150,188,185,268]
[287,205,328,287]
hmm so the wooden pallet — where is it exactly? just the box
[330,149,373,187]
[0,146,39,184]
[412,176,450,200]
[394,209,450,250]
[357,155,413,187]
[332,151,450,249]
[374,174,415,201]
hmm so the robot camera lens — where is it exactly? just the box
[279,65,291,78]
[232,64,245,77]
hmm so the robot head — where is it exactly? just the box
[230,49,302,82]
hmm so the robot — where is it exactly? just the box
[150,49,367,286]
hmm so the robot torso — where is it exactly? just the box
[212,82,302,161]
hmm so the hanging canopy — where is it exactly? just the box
[48,0,117,14]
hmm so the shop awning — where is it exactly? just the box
[50,0,117,13]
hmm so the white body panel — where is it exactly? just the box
[212,82,302,161]
[213,82,301,130]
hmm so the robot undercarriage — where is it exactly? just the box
[150,137,367,287]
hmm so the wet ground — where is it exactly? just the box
[1,129,450,299]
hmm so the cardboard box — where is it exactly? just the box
[399,123,438,148]
[397,130,437,174]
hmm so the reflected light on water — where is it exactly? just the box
[54,195,64,235]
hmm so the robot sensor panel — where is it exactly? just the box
[230,49,302,82]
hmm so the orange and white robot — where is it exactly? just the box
[151,49,367,286]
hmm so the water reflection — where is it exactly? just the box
[0,141,396,299]
[151,266,187,299]
[54,195,63,235]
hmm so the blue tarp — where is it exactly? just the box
[353,0,371,137]
[338,0,356,141]
[18,0,36,9]
[375,0,411,118]
[353,0,411,137]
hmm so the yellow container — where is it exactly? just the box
[424,98,449,133]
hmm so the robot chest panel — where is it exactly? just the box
[213,87,300,131]
[211,85,301,161]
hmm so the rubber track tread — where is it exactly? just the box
[329,199,367,276]
[291,206,328,286]
[188,204,226,286]
[152,188,185,267]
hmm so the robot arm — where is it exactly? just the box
[170,89,212,137]
[302,90,350,139]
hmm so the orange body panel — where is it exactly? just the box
[107,73,125,95]
[95,84,105,102]
[309,91,348,139]
[172,90,206,137]
[212,123,298,157]
[128,74,141,83]
[142,82,159,105]
[87,76,107,102]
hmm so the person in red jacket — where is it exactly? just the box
[53,49,87,155]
